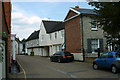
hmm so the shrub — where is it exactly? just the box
[30,51,34,56]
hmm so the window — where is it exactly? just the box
[87,39,103,53]
[61,31,64,38]
[55,46,58,51]
[55,52,60,55]
[108,53,113,58]
[91,18,97,30]
[41,35,44,41]
[59,46,61,51]
[55,33,57,39]
[100,52,108,58]
[49,34,52,40]
[91,39,98,53]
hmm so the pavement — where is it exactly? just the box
[8,55,120,80]
[8,61,25,80]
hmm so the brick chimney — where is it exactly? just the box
[75,6,79,9]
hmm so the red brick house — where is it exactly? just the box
[64,6,106,61]
[0,1,11,79]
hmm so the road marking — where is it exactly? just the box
[17,60,27,80]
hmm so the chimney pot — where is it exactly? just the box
[75,6,79,8]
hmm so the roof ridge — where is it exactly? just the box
[42,20,63,22]
[72,7,94,10]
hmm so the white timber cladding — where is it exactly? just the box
[26,39,39,48]
[39,22,64,56]
[19,43,23,54]
[25,39,39,55]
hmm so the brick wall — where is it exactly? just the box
[2,1,11,77]
[65,16,82,53]
[65,10,77,20]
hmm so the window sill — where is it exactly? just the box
[91,28,98,31]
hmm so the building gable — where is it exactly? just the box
[64,10,78,20]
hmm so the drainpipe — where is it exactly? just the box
[80,14,85,62]
[98,39,100,58]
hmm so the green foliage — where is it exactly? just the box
[0,32,7,38]
[30,51,34,56]
[21,38,26,52]
[89,2,120,35]
[88,2,120,49]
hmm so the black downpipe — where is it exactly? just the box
[80,14,85,62]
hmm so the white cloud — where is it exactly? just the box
[11,6,50,40]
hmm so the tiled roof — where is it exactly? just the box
[26,30,40,41]
[42,20,64,34]
[72,8,96,15]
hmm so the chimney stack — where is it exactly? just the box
[75,6,79,9]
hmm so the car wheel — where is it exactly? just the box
[58,58,61,63]
[111,65,118,74]
[50,58,53,62]
[93,63,99,70]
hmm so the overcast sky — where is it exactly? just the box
[11,1,94,40]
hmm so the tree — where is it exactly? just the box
[88,2,120,50]
[21,38,26,53]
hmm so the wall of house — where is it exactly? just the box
[49,44,61,56]
[39,22,64,47]
[65,10,77,20]
[82,15,106,56]
[39,22,64,56]
[26,39,39,49]
[26,39,39,55]
[3,3,11,74]
[0,40,6,78]
[65,16,82,53]
[15,41,18,55]
[19,43,23,54]
[1,2,11,77]
[65,16,83,61]
[27,48,41,56]
[27,49,31,55]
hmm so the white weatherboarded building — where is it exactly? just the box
[25,30,41,55]
[39,20,65,56]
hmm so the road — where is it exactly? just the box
[16,55,120,79]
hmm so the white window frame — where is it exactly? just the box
[55,32,57,39]
[61,30,64,38]
[49,34,52,40]
[91,18,98,30]
[91,39,99,53]
[41,35,44,41]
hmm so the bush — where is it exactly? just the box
[30,51,34,56]
[25,53,28,55]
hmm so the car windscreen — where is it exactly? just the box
[64,51,71,56]
[116,52,120,58]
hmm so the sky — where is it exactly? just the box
[11,1,94,40]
